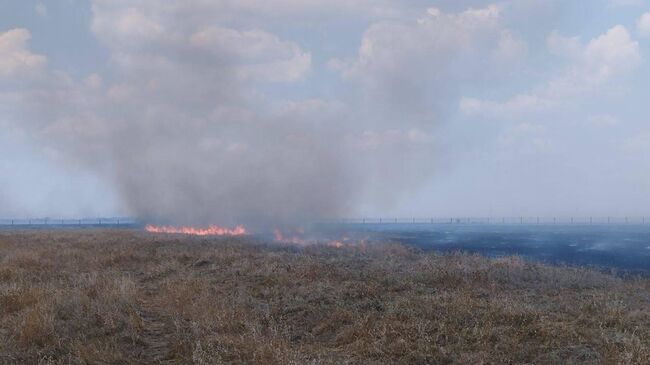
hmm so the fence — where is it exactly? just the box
[0,217,139,227]
[325,217,650,225]
[1,216,648,227]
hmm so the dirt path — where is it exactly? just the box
[136,283,175,364]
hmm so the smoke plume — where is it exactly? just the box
[2,2,523,228]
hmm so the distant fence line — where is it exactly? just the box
[324,217,650,225]
[0,217,139,227]
[1,217,649,227]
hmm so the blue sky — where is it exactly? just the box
[1,0,650,223]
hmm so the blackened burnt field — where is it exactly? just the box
[1,230,649,364]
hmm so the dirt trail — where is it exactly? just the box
[136,282,176,364]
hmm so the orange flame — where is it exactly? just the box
[145,224,247,236]
[273,229,310,245]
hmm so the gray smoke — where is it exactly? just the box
[6,2,520,229]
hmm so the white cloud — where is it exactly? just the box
[190,26,311,82]
[334,5,510,79]
[582,25,640,81]
[461,25,641,117]
[637,12,650,37]
[91,3,311,84]
[0,29,47,77]
[91,6,164,47]
[332,5,525,122]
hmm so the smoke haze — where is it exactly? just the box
[1,1,650,225]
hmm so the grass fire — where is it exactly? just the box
[144,224,247,236]
[3,1,650,364]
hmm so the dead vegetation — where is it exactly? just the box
[0,229,648,364]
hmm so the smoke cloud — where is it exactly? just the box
[0,2,528,227]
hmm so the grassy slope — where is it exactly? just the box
[0,230,648,364]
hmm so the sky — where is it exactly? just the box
[1,0,650,223]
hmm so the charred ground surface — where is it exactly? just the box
[0,230,649,364]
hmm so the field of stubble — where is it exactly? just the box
[0,230,649,364]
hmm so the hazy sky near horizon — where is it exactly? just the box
[1,0,650,221]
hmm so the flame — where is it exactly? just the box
[145,224,247,236]
[273,229,310,245]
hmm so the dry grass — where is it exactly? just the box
[0,229,648,364]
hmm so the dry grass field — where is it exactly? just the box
[0,230,649,364]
